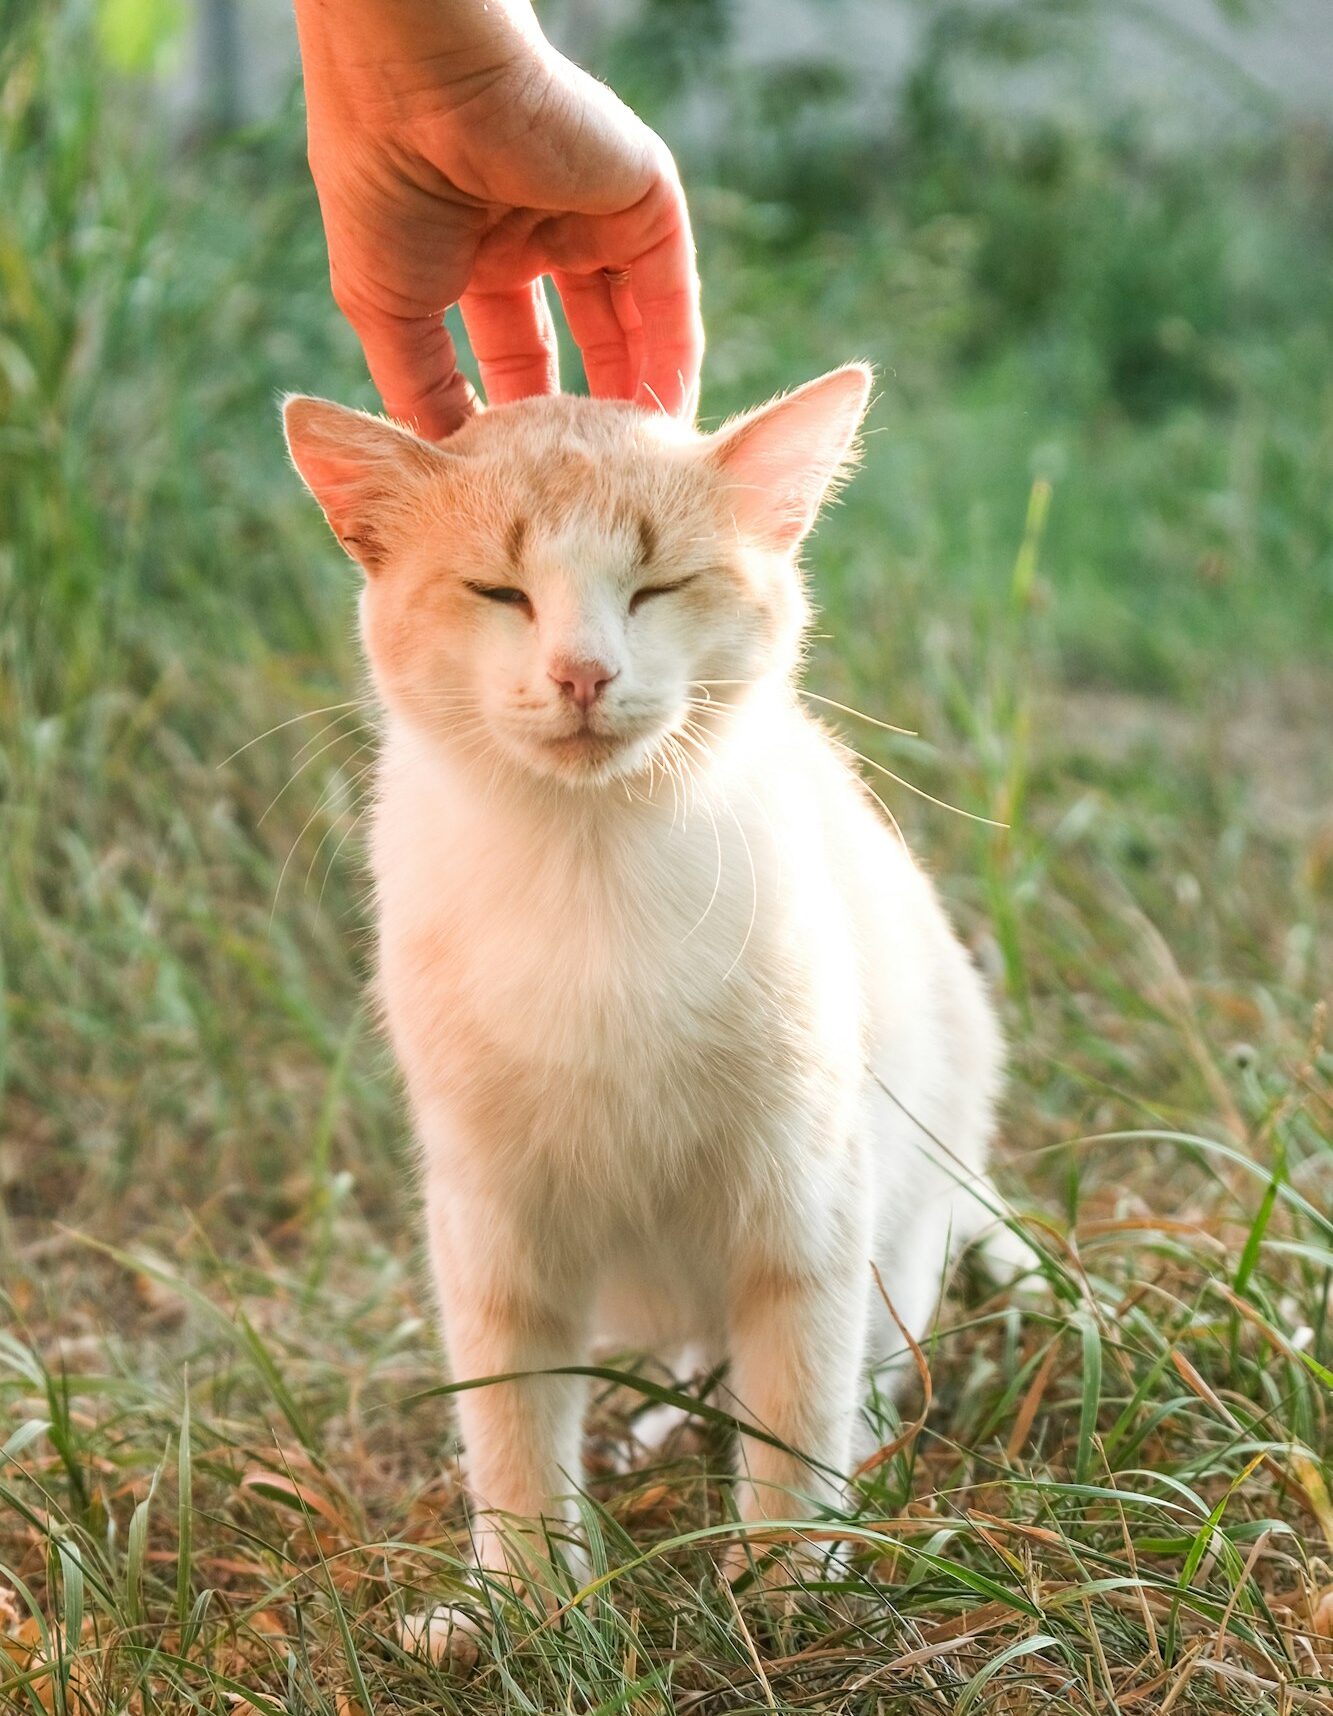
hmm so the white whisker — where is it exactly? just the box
[216,698,365,768]
[797,689,916,736]
[837,740,1007,829]
[259,723,369,828]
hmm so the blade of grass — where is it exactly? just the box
[176,1376,192,1636]
[1074,1308,1103,1485]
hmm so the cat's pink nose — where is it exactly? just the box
[549,658,618,712]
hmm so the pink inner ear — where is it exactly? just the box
[284,398,439,574]
[712,366,872,553]
[290,448,377,548]
[289,444,393,568]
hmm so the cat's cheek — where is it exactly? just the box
[356,596,395,709]
[714,595,798,690]
[714,548,807,676]
[758,575,808,674]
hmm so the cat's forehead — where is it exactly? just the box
[454,393,689,460]
[519,507,659,589]
[444,395,711,559]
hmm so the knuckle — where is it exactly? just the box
[483,352,548,383]
[327,270,367,324]
[581,338,626,364]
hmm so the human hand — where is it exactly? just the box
[294,0,703,438]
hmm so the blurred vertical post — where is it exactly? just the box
[199,0,242,134]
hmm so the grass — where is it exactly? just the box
[2,2,1331,1710]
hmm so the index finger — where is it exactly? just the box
[356,308,478,440]
[628,186,703,419]
[328,255,477,439]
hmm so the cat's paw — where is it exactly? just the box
[397,1605,483,1673]
[633,1399,693,1450]
[593,1398,706,1479]
[969,1219,1046,1295]
[622,1400,706,1470]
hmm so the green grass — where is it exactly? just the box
[2,3,1331,1711]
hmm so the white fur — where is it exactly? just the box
[284,371,1018,1600]
[375,680,1003,1540]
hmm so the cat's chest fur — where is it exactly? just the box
[370,725,863,1189]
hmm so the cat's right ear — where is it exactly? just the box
[282,396,447,575]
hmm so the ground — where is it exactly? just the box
[1,6,1331,1712]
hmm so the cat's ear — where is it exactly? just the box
[283,396,448,574]
[709,364,873,553]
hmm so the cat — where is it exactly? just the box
[283,366,1026,1629]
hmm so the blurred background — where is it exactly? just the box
[2,4,1331,1703]
[1,0,1330,1273]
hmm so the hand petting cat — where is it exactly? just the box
[293,0,704,438]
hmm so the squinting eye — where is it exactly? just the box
[466,582,532,611]
[629,576,697,614]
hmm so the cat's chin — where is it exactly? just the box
[506,727,659,789]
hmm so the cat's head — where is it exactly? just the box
[283,367,870,788]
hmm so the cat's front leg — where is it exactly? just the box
[724,1192,871,1574]
[421,1165,591,1596]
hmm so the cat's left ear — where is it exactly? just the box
[709,364,873,554]
[283,395,449,574]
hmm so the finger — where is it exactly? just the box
[628,187,704,418]
[584,268,644,403]
[552,269,635,400]
[459,279,560,407]
[609,271,646,402]
[345,306,472,441]
[331,263,477,439]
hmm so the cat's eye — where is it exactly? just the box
[466,581,532,612]
[629,576,697,614]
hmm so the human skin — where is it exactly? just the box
[293,0,704,437]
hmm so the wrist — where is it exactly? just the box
[294,0,548,119]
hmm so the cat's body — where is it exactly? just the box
[285,371,1017,1598]
[376,688,998,1389]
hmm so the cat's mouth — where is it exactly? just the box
[491,698,685,784]
[541,729,628,764]
[517,712,666,782]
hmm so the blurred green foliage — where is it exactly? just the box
[1,15,1329,1707]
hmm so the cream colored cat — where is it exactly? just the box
[284,368,1024,1608]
